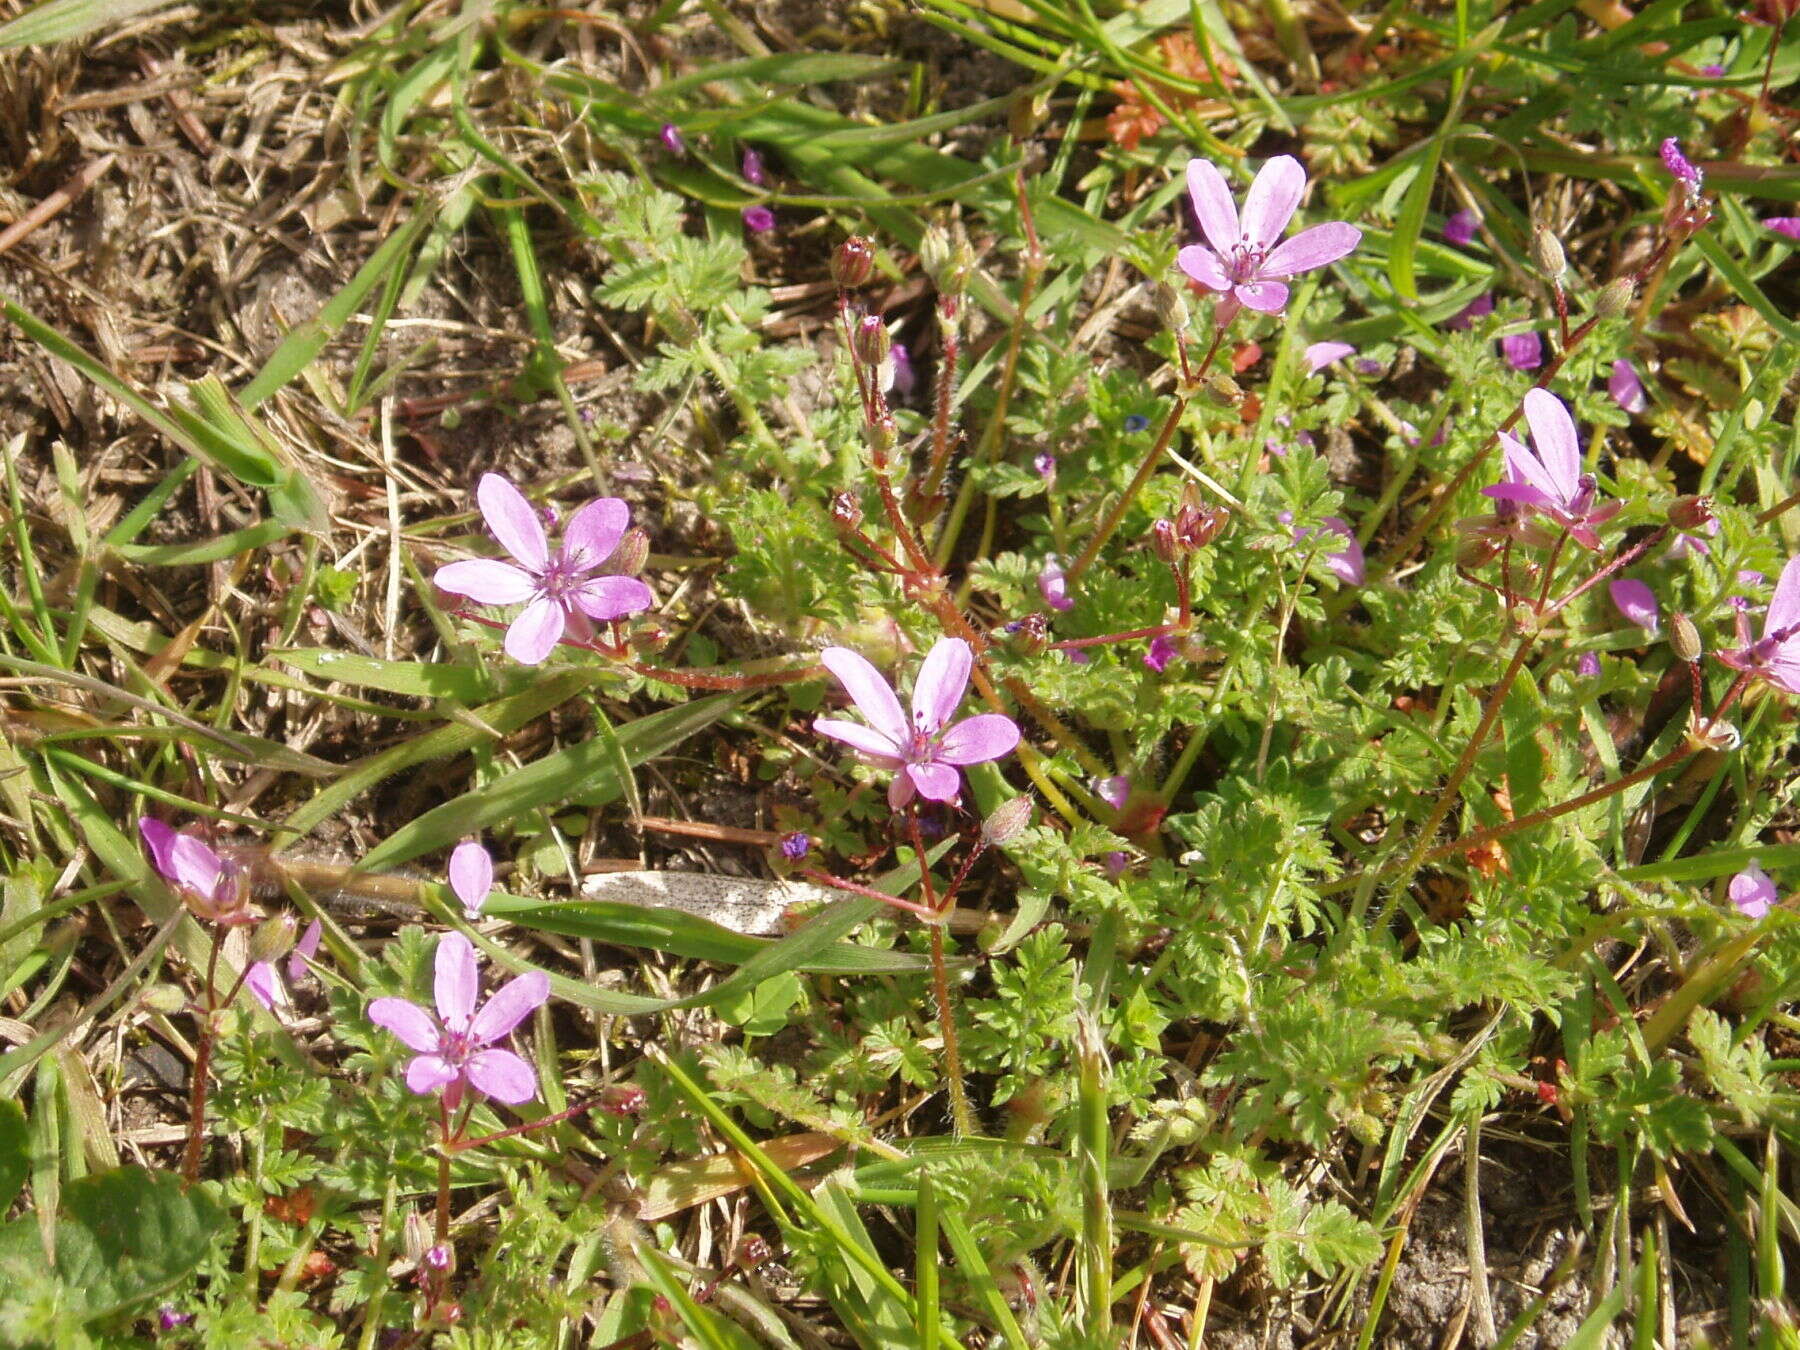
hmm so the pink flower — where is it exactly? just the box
[434,474,653,665]
[743,205,776,233]
[1717,555,1800,694]
[1093,776,1131,811]
[1661,138,1703,192]
[1038,560,1074,611]
[742,148,767,186]
[1176,156,1361,318]
[1609,579,1660,634]
[1144,634,1179,673]
[1283,512,1365,585]
[1445,292,1494,331]
[1767,218,1800,241]
[814,638,1021,810]
[139,818,255,927]
[1443,209,1480,246]
[368,933,549,1107]
[245,918,323,1013]
[1609,359,1648,414]
[1303,341,1355,374]
[659,124,685,156]
[1577,652,1602,678]
[1728,862,1776,919]
[1668,516,1720,559]
[450,841,493,920]
[1501,332,1543,371]
[1482,389,1620,550]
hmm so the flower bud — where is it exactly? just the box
[850,312,890,370]
[1150,519,1180,564]
[999,614,1048,658]
[920,221,973,295]
[832,236,875,289]
[1150,281,1189,333]
[1668,494,1715,533]
[138,983,188,1016]
[1008,89,1049,140]
[733,1234,773,1271]
[400,1211,433,1267]
[1174,500,1227,551]
[828,491,864,532]
[599,1082,647,1116]
[1530,226,1567,282]
[981,795,1034,847]
[1455,534,1503,570]
[1592,277,1636,319]
[602,527,650,577]
[248,913,298,966]
[1207,372,1244,406]
[864,412,896,462]
[1670,611,1703,663]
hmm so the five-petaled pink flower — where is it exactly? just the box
[368,933,549,1107]
[1717,555,1800,694]
[434,474,654,665]
[1177,156,1361,318]
[1482,389,1620,550]
[814,638,1020,810]
[139,817,255,927]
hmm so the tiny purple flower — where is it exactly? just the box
[1767,218,1800,241]
[779,831,811,861]
[158,1305,194,1331]
[1445,292,1494,332]
[1034,451,1057,480]
[1285,513,1365,586]
[1728,861,1776,919]
[1303,341,1355,374]
[741,148,767,186]
[368,933,549,1109]
[424,1243,453,1272]
[1065,648,1091,664]
[1103,850,1131,877]
[1355,357,1384,376]
[1717,555,1800,695]
[1609,359,1648,414]
[1123,414,1151,433]
[246,916,324,1015]
[743,205,777,234]
[1501,332,1543,371]
[659,123,685,156]
[813,638,1021,810]
[1443,209,1480,246]
[1668,516,1720,560]
[1093,776,1131,811]
[1609,579,1660,635]
[885,340,916,397]
[1577,652,1602,678]
[1144,634,1179,673]
[1661,138,1703,192]
[434,474,654,665]
[139,818,254,927]
[1700,63,1726,77]
[1176,156,1362,318]
[1038,560,1074,612]
[450,840,493,920]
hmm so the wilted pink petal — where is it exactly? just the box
[1501,332,1543,371]
[1609,359,1648,414]
[1609,579,1660,634]
[1445,292,1494,331]
[659,124,685,155]
[1038,560,1074,611]
[743,206,776,233]
[1319,517,1365,586]
[1303,341,1355,374]
[1661,137,1702,191]
[287,919,322,982]
[742,148,767,186]
[244,962,282,1011]
[1728,862,1776,919]
[1144,635,1178,673]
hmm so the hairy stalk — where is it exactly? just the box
[1066,394,1191,587]
[918,297,961,508]
[910,811,974,1137]
[180,926,225,1182]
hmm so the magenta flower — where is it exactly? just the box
[1482,389,1619,550]
[1176,156,1361,317]
[659,123,685,156]
[1144,634,1179,673]
[1445,292,1494,332]
[743,205,776,234]
[1577,652,1602,678]
[1443,209,1480,246]
[1034,452,1057,480]
[885,340,917,397]
[1661,138,1703,192]
[1609,579,1660,635]
[1609,359,1648,414]
[434,474,653,665]
[368,933,549,1107]
[814,638,1021,810]
[742,148,767,186]
[1303,341,1355,374]
[1284,513,1365,586]
[245,918,323,1013]
[139,817,255,927]
[1501,332,1543,371]
[1668,516,1720,559]
[1728,862,1776,919]
[1717,555,1800,694]
[1093,776,1131,811]
[1767,218,1800,241]
[1038,560,1074,612]
[450,841,493,920]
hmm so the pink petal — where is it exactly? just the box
[287,918,322,982]
[1497,430,1564,506]
[464,1049,539,1104]
[1482,481,1554,510]
[368,997,443,1053]
[1260,222,1361,278]
[1609,359,1647,414]
[1176,245,1229,292]
[561,498,630,569]
[819,647,908,743]
[1766,555,1800,637]
[906,760,963,803]
[1521,388,1581,501]
[569,575,653,623]
[405,1055,461,1096]
[504,596,567,664]
[1185,158,1241,257]
[1443,209,1479,245]
[434,932,479,1030]
[936,713,1021,766]
[1501,332,1543,371]
[1239,155,1306,249]
[476,474,549,572]
[1038,561,1073,611]
[1319,517,1365,586]
[911,637,973,734]
[434,558,537,606]
[469,971,551,1044]
[1235,280,1290,313]
[887,773,917,810]
[449,841,493,917]
[1767,218,1800,241]
[168,834,224,901]
[1303,341,1355,374]
[814,717,905,765]
[1609,579,1660,633]
[1729,862,1776,919]
[138,817,180,880]
[244,962,282,1011]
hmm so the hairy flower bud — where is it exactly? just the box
[1530,226,1567,282]
[248,913,298,966]
[999,614,1049,658]
[850,312,890,370]
[981,795,1034,847]
[828,491,864,533]
[1174,499,1227,551]
[400,1212,433,1267]
[1207,372,1244,406]
[603,527,650,577]
[599,1082,647,1115]
[832,236,875,289]
[864,412,896,462]
[1150,519,1180,564]
[1592,276,1636,319]
[1456,533,1503,570]
[1668,494,1716,533]
[139,983,187,1016]
[1670,612,1703,663]
[920,221,973,295]
[1150,281,1189,334]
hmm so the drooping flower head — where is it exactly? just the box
[1717,555,1800,694]
[1481,389,1620,550]
[814,638,1020,810]
[1176,156,1361,319]
[139,817,255,927]
[434,474,654,665]
[1609,359,1648,414]
[1038,560,1074,612]
[450,840,494,921]
[368,933,549,1108]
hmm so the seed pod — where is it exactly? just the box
[1174,500,1227,551]
[1531,226,1567,282]
[248,913,298,965]
[603,527,650,577]
[139,983,187,1016]
[1150,519,1180,564]
[851,312,890,370]
[1670,612,1703,663]
[981,795,1034,846]
[864,412,896,461]
[1456,534,1503,570]
[1151,281,1190,333]
[1000,614,1049,658]
[1593,277,1636,319]
[832,236,875,289]
[1207,372,1244,406]
[920,221,973,295]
